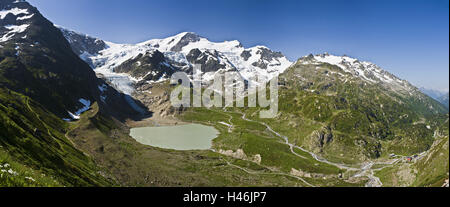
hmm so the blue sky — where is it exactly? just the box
[28,0,449,91]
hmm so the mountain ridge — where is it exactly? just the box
[59,27,293,95]
[60,27,446,108]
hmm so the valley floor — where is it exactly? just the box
[120,105,448,187]
[1,89,447,187]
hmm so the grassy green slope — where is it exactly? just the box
[65,104,356,187]
[413,136,449,187]
[178,107,366,187]
[271,61,448,163]
[0,88,113,186]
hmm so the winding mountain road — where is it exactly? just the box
[231,109,398,187]
[222,158,315,187]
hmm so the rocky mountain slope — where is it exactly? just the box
[1,0,143,120]
[1,0,145,186]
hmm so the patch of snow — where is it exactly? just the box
[0,24,30,42]
[65,99,91,120]
[219,122,232,127]
[7,168,18,176]
[67,111,80,120]
[102,74,136,95]
[14,45,20,56]
[25,176,35,182]
[0,7,29,19]
[76,98,91,114]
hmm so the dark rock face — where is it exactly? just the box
[317,127,333,148]
[251,47,285,70]
[310,126,334,153]
[59,28,106,56]
[114,50,174,81]
[240,50,251,61]
[186,48,202,60]
[170,32,201,52]
[304,54,315,61]
[186,48,226,73]
[258,47,284,61]
[252,60,268,69]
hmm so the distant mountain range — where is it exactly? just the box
[420,87,449,108]
[420,87,447,99]
[437,92,449,108]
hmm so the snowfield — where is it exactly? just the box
[63,30,293,95]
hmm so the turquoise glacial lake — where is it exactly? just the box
[130,124,219,150]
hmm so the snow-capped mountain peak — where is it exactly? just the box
[139,32,202,51]
[139,32,293,80]
[61,29,293,94]
[299,53,416,95]
[138,32,243,54]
